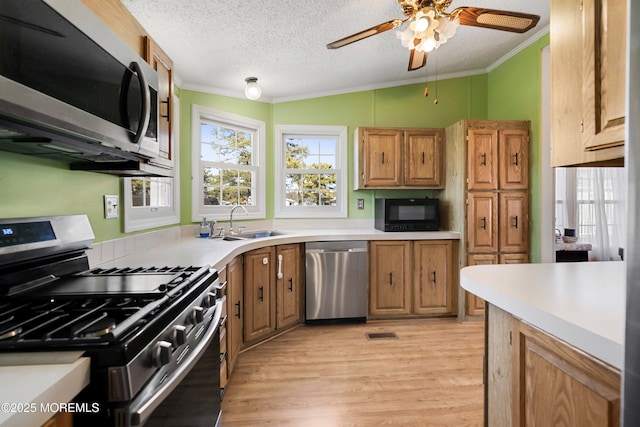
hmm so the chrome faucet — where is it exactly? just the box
[229,205,249,234]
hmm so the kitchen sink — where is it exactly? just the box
[222,230,287,241]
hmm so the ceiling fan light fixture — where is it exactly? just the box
[398,11,459,54]
[244,77,262,100]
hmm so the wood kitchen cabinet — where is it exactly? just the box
[354,127,444,189]
[145,37,174,168]
[485,304,620,426]
[275,244,303,330]
[441,120,530,320]
[412,240,454,315]
[550,0,626,166]
[369,241,411,316]
[369,240,456,318]
[42,412,72,427]
[227,256,244,376]
[243,244,303,344]
[243,247,276,343]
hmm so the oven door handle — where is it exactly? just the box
[129,302,223,426]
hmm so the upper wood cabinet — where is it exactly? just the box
[354,127,445,189]
[550,0,626,166]
[145,38,174,168]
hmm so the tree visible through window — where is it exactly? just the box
[191,105,265,222]
[275,125,347,218]
[201,122,255,206]
[284,136,337,206]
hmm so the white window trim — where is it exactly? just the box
[191,104,266,222]
[123,95,180,233]
[274,124,348,218]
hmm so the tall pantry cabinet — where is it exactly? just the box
[439,120,530,319]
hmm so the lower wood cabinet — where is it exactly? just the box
[369,240,456,318]
[244,247,277,343]
[243,244,303,344]
[486,304,620,426]
[369,241,411,316]
[275,244,303,329]
[42,412,72,427]
[227,256,244,376]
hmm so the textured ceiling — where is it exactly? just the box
[121,0,550,103]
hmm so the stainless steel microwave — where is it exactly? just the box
[0,0,160,168]
[374,198,440,232]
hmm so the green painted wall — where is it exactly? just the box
[271,75,489,219]
[1,34,549,247]
[487,33,550,262]
[0,152,120,242]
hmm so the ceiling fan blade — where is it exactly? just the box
[453,8,540,33]
[326,19,405,49]
[408,48,427,71]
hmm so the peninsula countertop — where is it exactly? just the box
[460,261,625,370]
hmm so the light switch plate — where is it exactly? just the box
[104,195,119,219]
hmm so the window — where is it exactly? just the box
[192,105,265,221]
[123,97,180,232]
[555,167,626,260]
[274,125,347,218]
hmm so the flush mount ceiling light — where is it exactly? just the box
[327,0,540,72]
[244,77,262,101]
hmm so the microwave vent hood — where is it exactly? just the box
[0,119,172,177]
[0,0,168,177]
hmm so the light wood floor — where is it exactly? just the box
[221,318,485,426]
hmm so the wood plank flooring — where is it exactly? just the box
[222,318,485,426]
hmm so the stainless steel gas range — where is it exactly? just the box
[0,215,223,427]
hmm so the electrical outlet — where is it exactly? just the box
[357,198,365,210]
[104,195,119,219]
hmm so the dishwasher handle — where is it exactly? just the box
[306,248,368,254]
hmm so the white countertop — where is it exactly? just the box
[97,228,460,269]
[0,352,90,427]
[460,261,625,369]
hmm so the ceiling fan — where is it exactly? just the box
[327,0,541,71]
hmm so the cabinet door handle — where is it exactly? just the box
[432,271,437,283]
[288,278,293,292]
[160,98,170,121]
[481,217,487,230]
[389,272,393,286]
[514,152,519,166]
[381,152,385,164]
[258,286,264,302]
[514,215,519,229]
[235,301,241,319]
[481,153,487,166]
[421,152,425,164]
[277,254,283,279]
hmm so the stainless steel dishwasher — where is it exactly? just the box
[305,241,368,323]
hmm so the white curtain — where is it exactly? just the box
[555,167,626,261]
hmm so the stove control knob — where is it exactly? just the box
[190,306,204,324]
[153,341,172,367]
[171,325,187,347]
[203,292,217,308]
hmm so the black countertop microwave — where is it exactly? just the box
[375,198,440,232]
[0,0,167,175]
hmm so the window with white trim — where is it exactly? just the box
[123,96,180,232]
[274,125,347,218]
[191,105,265,221]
